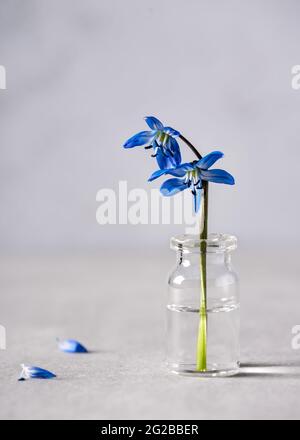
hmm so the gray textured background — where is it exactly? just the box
[1,0,300,253]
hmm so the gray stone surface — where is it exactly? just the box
[0,251,300,420]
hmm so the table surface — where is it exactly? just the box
[0,250,300,420]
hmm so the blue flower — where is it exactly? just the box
[123,116,181,169]
[18,364,56,381]
[148,151,235,213]
[57,339,88,353]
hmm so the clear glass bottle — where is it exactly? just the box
[167,233,239,377]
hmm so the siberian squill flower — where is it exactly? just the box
[148,151,235,212]
[123,116,181,169]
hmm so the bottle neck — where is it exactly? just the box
[177,250,232,267]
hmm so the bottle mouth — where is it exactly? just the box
[170,233,237,253]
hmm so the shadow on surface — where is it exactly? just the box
[238,361,300,378]
[86,349,115,354]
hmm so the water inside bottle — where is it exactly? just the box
[167,298,240,376]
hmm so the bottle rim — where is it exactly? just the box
[170,233,237,253]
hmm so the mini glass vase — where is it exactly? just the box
[167,233,240,377]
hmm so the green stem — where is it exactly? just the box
[196,181,208,371]
[178,134,208,372]
[179,134,202,160]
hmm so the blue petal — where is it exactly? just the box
[196,151,224,170]
[148,166,186,182]
[176,162,196,172]
[163,126,180,137]
[200,169,235,185]
[58,339,88,353]
[123,130,156,148]
[148,169,168,182]
[169,137,182,166]
[144,116,164,130]
[155,147,181,170]
[167,168,188,177]
[193,190,202,213]
[160,178,188,196]
[19,364,56,380]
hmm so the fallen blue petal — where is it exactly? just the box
[58,339,88,353]
[19,364,56,381]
